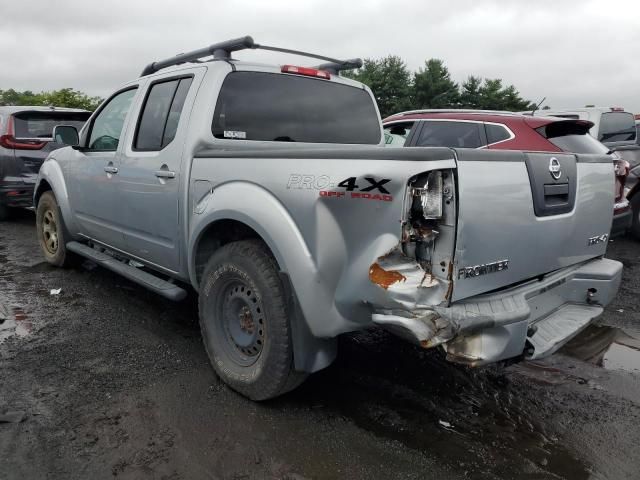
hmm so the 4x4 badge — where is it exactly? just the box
[549,157,562,180]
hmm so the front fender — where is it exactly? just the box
[189,181,349,337]
[35,154,80,237]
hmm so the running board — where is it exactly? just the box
[66,242,187,301]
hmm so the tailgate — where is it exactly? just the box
[451,149,614,301]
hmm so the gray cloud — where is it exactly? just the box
[2,0,639,111]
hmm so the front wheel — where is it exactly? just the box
[36,191,74,267]
[198,240,307,401]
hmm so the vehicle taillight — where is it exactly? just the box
[613,158,629,203]
[281,65,331,80]
[412,170,443,219]
[614,158,630,177]
[0,116,46,150]
[611,107,625,112]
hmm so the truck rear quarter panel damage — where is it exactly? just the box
[189,151,456,339]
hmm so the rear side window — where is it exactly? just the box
[13,112,90,138]
[415,121,483,148]
[212,71,380,144]
[383,122,414,147]
[135,77,193,150]
[485,123,511,144]
[599,112,636,143]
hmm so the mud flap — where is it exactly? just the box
[279,272,337,373]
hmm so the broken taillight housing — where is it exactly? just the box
[412,170,443,219]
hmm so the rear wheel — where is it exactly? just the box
[36,191,74,267]
[631,194,640,241]
[198,240,306,401]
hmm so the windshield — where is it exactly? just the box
[599,112,636,144]
[13,111,90,139]
[212,71,381,144]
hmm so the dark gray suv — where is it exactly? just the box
[0,106,90,220]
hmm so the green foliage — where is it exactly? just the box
[413,59,459,109]
[344,55,413,118]
[0,88,102,111]
[344,57,535,116]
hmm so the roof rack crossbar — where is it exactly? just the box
[140,36,362,76]
[141,36,255,76]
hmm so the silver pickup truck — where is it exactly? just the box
[34,37,623,400]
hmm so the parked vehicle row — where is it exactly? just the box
[28,36,623,401]
[532,106,640,239]
[383,109,634,237]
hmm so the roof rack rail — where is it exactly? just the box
[140,36,363,76]
[389,108,526,117]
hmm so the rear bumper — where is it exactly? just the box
[0,183,35,208]
[611,203,632,237]
[372,257,623,366]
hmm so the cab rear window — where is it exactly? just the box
[212,71,381,144]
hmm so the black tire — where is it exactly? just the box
[631,194,640,241]
[36,191,74,267]
[0,203,10,221]
[198,240,307,401]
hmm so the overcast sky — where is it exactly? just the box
[1,0,639,112]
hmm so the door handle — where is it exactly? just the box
[104,166,118,174]
[155,170,176,179]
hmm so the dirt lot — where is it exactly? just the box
[1,211,639,480]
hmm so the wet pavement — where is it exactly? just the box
[1,210,640,479]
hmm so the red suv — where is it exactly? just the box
[382,110,631,236]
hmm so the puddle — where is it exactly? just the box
[0,306,32,343]
[561,324,640,373]
[283,331,591,479]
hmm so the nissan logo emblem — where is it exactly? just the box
[549,157,562,180]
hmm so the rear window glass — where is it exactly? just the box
[135,77,193,150]
[485,124,511,144]
[547,134,609,154]
[13,112,90,138]
[599,112,636,143]
[538,121,609,154]
[415,121,483,148]
[212,71,380,144]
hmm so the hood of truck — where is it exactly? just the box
[451,149,614,302]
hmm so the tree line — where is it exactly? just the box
[343,56,537,118]
[0,88,103,111]
[1,58,536,118]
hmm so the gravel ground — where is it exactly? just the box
[1,210,639,480]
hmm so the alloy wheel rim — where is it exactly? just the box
[42,209,58,254]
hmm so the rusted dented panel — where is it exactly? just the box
[368,263,406,290]
[368,246,449,310]
[368,246,457,348]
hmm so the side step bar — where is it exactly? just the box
[66,242,187,301]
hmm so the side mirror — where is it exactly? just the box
[52,125,79,146]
